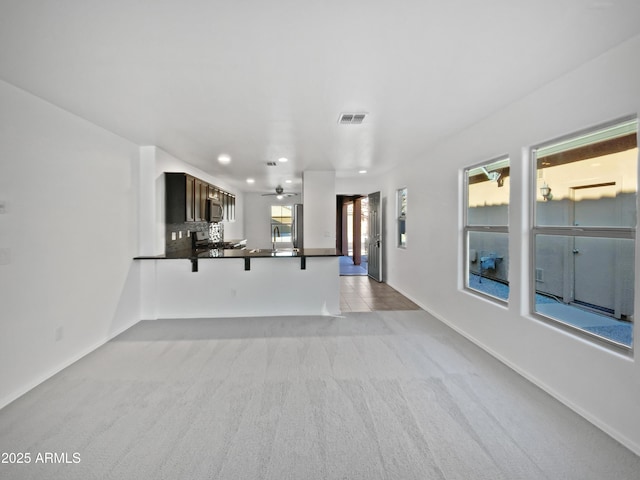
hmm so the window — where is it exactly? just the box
[397,188,407,248]
[464,156,510,301]
[532,118,637,349]
[270,205,293,245]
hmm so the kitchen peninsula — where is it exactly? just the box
[134,247,340,320]
[133,168,340,320]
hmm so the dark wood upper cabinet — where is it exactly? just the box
[166,173,195,223]
[165,172,235,223]
[194,178,206,221]
[185,175,195,222]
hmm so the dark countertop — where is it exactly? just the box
[134,247,338,260]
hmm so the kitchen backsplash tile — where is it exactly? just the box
[166,221,210,253]
[210,222,224,243]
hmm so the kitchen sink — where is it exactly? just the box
[248,248,300,255]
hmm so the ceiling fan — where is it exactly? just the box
[261,185,298,199]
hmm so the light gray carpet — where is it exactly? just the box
[1,311,639,479]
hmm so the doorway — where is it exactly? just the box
[571,182,619,315]
[367,191,382,282]
[336,195,369,275]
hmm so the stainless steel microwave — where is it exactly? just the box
[208,199,224,223]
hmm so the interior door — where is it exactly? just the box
[572,183,618,313]
[368,191,382,282]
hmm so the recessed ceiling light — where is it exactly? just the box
[285,179,292,184]
[218,154,231,165]
[359,170,367,174]
[278,157,288,163]
[246,178,255,184]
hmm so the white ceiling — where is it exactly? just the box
[1,0,640,194]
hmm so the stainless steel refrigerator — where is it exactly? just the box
[292,204,303,249]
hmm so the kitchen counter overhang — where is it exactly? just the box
[135,248,338,272]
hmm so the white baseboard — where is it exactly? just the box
[385,281,640,457]
[0,318,141,410]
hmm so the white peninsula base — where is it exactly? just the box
[139,256,340,319]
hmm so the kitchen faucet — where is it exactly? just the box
[272,226,280,250]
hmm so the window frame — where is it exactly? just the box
[529,116,637,352]
[270,204,294,247]
[463,155,510,303]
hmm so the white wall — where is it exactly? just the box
[0,80,141,408]
[303,171,336,248]
[377,35,640,454]
[243,192,289,249]
[336,174,383,197]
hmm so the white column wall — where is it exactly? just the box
[379,35,640,454]
[0,79,141,408]
[303,171,336,248]
[243,193,282,249]
[138,146,159,255]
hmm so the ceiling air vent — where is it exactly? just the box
[338,112,367,125]
[266,161,277,166]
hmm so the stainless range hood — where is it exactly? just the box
[208,199,223,223]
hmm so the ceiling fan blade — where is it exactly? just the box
[261,192,298,197]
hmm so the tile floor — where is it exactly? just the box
[340,275,421,312]
[339,254,368,275]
